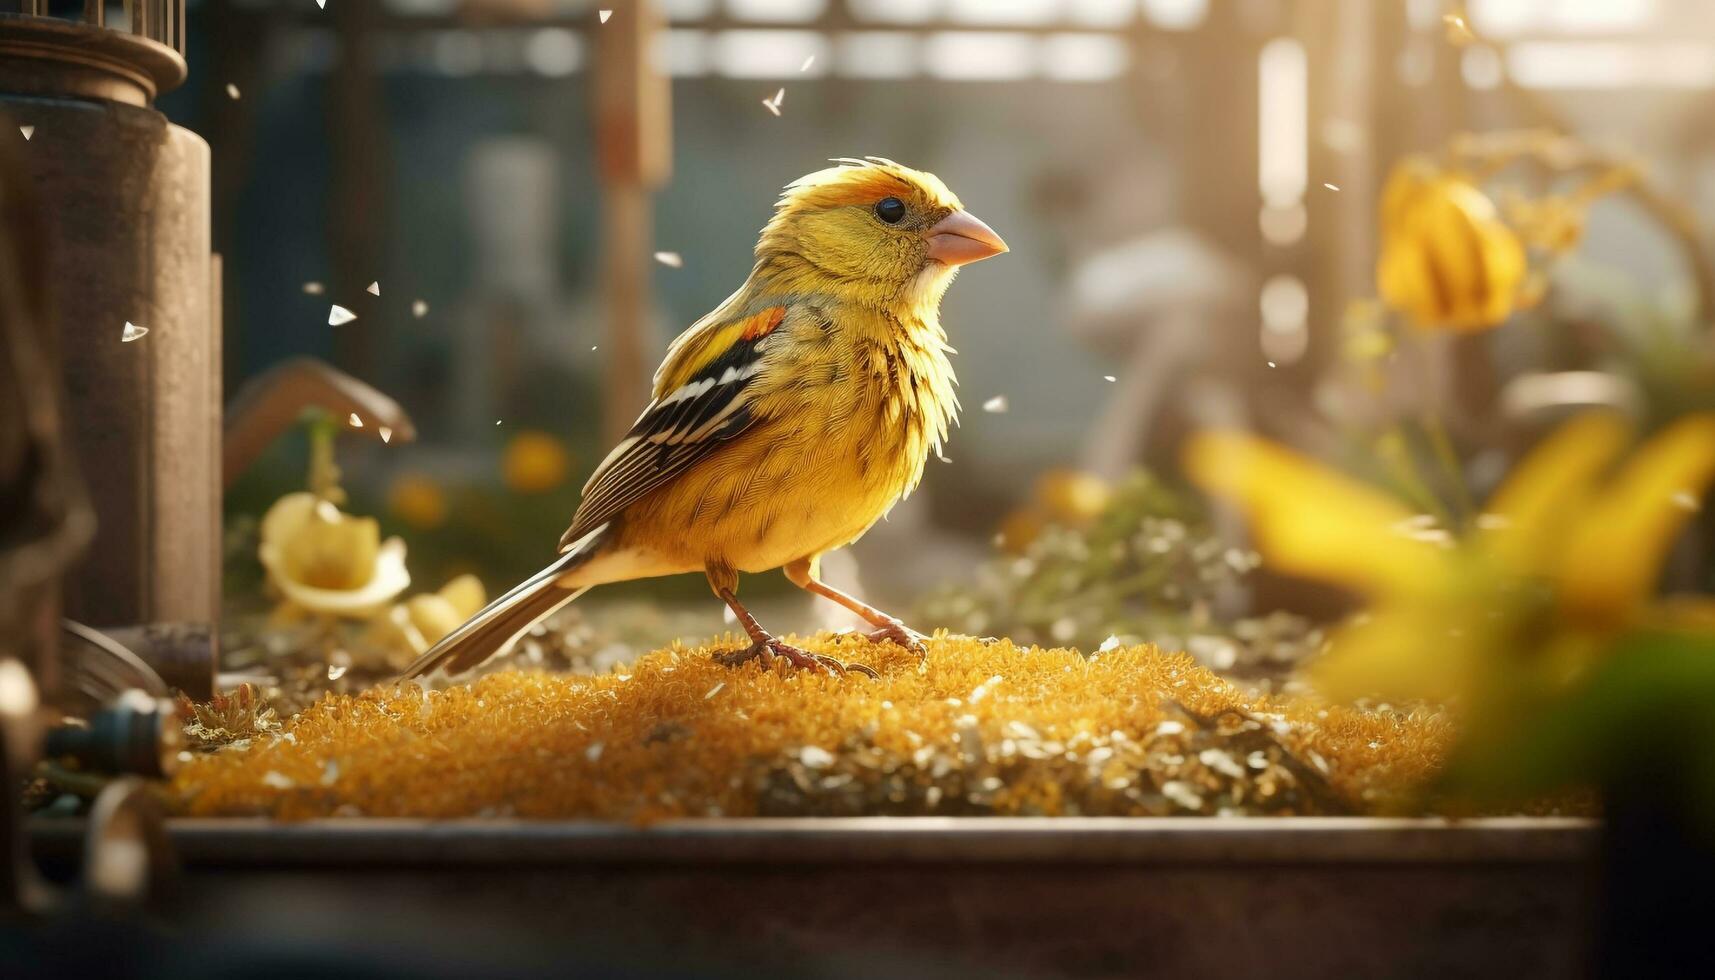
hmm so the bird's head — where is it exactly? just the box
[756,158,1008,309]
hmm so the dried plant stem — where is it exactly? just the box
[1448,129,1715,325]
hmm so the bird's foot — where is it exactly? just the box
[865,618,929,660]
[715,637,879,680]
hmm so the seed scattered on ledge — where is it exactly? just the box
[171,634,1459,822]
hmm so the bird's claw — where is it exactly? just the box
[715,638,877,679]
[866,619,929,660]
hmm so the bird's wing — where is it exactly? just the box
[558,303,789,550]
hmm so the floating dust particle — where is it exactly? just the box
[599,8,611,23]
[1672,490,1700,512]
[1323,182,1339,191]
[654,251,683,268]
[348,413,362,428]
[367,281,380,296]
[762,88,785,116]
[171,634,1464,821]
[982,395,1008,413]
[1098,635,1121,653]
[226,83,241,100]
[801,55,816,72]
[121,321,148,343]
[328,304,356,326]
[1103,375,1116,382]
[412,299,428,318]
[19,125,33,141]
[378,426,393,444]
[303,281,325,295]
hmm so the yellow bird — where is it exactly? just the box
[400,158,1007,680]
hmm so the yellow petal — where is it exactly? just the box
[437,574,488,619]
[407,593,465,646]
[1469,216,1526,328]
[1184,432,1444,597]
[259,492,320,552]
[359,604,430,669]
[1309,603,1482,704]
[1559,414,1715,626]
[1481,413,1630,576]
[265,536,411,619]
[280,510,382,590]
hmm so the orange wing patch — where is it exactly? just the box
[653,305,788,396]
[740,306,786,341]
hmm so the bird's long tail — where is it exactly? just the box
[396,524,609,680]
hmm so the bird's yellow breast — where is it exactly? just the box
[615,303,957,574]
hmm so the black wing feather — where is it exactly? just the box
[558,331,770,549]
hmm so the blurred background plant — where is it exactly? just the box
[918,469,1320,686]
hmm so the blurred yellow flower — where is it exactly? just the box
[1376,158,1527,332]
[360,573,489,669]
[997,508,1047,554]
[503,430,572,494]
[1035,470,1112,524]
[388,473,448,530]
[1185,412,1715,706]
[259,492,410,619]
[993,471,1112,553]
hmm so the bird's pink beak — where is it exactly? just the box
[926,210,1008,267]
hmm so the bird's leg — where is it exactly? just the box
[784,557,928,660]
[706,564,874,678]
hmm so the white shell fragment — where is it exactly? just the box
[378,426,393,444]
[348,413,362,428]
[982,395,1008,413]
[599,9,612,23]
[20,125,34,141]
[121,321,148,342]
[328,304,357,326]
[761,88,785,116]
[366,281,380,296]
[653,251,683,268]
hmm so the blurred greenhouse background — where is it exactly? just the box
[158,0,1715,655]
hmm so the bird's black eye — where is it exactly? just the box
[874,197,906,224]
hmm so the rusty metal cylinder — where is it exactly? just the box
[2,10,216,698]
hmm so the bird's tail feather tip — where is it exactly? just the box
[395,539,602,681]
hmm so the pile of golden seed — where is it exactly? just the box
[171,633,1455,821]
